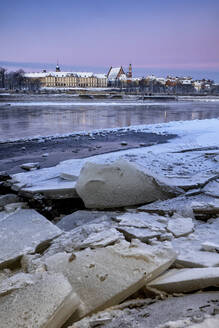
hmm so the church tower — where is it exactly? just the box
[127,64,132,78]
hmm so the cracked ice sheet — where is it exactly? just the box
[10,119,219,193]
[172,218,219,268]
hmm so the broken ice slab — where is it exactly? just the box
[117,226,160,242]
[10,157,85,191]
[20,178,78,199]
[0,272,37,296]
[0,272,79,328]
[172,240,219,268]
[138,193,219,219]
[0,209,62,269]
[20,162,40,171]
[115,212,168,229]
[148,267,219,294]
[75,159,183,209]
[45,240,176,322]
[57,210,120,231]
[0,194,19,208]
[170,217,219,268]
[202,179,219,198]
[167,217,194,237]
[78,228,124,249]
[114,212,167,242]
[201,241,219,253]
[44,221,123,256]
[4,202,27,213]
[9,144,219,201]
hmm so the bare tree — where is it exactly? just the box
[0,67,6,88]
[25,77,42,92]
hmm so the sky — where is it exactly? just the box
[1,0,219,77]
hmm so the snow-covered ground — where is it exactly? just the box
[11,118,219,194]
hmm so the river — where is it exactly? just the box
[0,95,219,141]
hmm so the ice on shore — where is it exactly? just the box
[1,118,219,327]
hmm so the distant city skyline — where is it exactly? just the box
[1,0,219,73]
[1,60,219,83]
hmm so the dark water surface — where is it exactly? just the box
[0,97,219,141]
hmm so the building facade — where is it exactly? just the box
[25,66,107,88]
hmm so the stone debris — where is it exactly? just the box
[0,272,79,328]
[0,209,62,269]
[76,159,182,209]
[20,162,40,171]
[45,240,176,321]
[148,268,219,294]
[167,217,194,237]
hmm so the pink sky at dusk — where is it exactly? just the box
[1,0,219,70]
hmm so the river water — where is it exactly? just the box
[0,96,219,141]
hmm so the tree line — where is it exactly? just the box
[108,78,218,95]
[1,66,218,95]
[0,67,41,92]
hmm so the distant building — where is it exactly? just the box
[107,66,126,81]
[24,66,107,88]
[107,64,136,86]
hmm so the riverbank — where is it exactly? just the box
[0,118,218,328]
[0,130,176,174]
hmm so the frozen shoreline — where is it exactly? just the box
[0,117,218,145]
[0,117,219,328]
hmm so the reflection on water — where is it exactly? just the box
[0,100,219,141]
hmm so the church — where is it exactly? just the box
[107,64,132,81]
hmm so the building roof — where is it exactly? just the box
[107,66,125,80]
[24,71,107,79]
[95,73,107,79]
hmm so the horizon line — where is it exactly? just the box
[1,60,219,72]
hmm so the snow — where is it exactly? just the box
[107,67,122,80]
[10,118,219,196]
[24,72,107,79]
[94,74,107,79]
